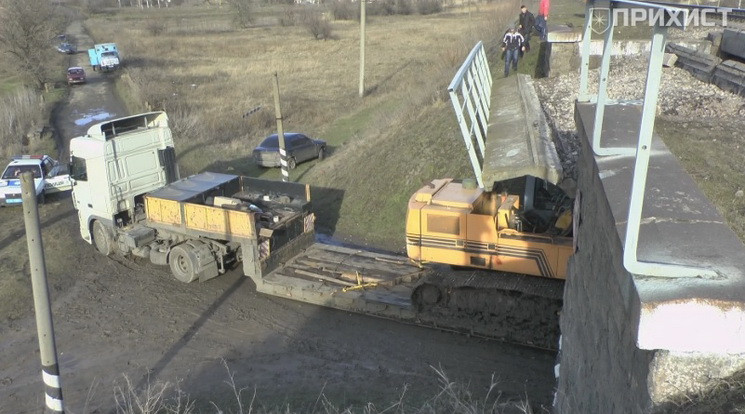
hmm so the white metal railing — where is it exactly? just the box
[447,41,493,188]
[579,0,718,278]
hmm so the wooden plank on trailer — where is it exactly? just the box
[299,260,406,283]
[291,268,355,286]
[303,253,416,276]
[308,243,408,262]
[291,259,397,283]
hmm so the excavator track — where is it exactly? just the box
[412,268,563,350]
[257,242,564,351]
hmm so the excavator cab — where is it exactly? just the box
[406,175,573,279]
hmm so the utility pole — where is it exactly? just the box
[359,0,366,98]
[20,172,64,414]
[273,73,290,182]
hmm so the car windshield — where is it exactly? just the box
[2,165,42,179]
[68,69,83,75]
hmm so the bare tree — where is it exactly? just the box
[0,0,65,90]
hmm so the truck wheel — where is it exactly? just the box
[37,191,45,205]
[92,220,114,256]
[169,244,198,283]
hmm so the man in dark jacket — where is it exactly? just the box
[518,5,536,52]
[501,27,525,77]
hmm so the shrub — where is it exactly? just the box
[229,0,254,29]
[416,0,442,15]
[302,11,333,40]
[146,19,167,36]
[364,0,390,15]
[330,0,357,20]
[82,0,107,14]
[395,0,414,15]
[279,5,297,26]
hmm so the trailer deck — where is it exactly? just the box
[254,242,564,350]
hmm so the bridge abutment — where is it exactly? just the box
[555,102,745,413]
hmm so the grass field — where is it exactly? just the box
[85,0,523,248]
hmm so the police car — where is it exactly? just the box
[0,155,71,206]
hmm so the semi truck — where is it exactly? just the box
[69,112,564,349]
[88,43,120,72]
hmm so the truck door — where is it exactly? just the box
[88,49,99,69]
[69,155,101,242]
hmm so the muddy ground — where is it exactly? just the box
[0,22,557,413]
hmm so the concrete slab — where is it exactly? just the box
[713,59,745,96]
[482,74,563,187]
[662,52,677,68]
[721,28,745,60]
[547,26,582,43]
[666,43,721,82]
[575,102,745,353]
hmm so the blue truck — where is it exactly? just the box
[88,43,121,72]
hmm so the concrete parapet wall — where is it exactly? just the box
[555,102,745,413]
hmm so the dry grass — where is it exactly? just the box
[656,368,745,414]
[84,0,520,247]
[112,363,537,414]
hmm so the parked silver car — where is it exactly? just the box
[253,133,326,169]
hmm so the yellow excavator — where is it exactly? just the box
[406,175,573,279]
[401,175,573,349]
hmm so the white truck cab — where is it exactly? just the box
[0,155,70,206]
[69,112,178,244]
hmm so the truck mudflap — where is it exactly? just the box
[255,242,563,350]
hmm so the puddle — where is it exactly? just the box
[73,109,116,126]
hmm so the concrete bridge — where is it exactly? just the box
[447,43,563,189]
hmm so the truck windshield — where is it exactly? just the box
[2,165,42,179]
[101,52,118,58]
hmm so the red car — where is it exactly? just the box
[66,67,86,85]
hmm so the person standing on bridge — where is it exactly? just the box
[518,5,536,52]
[536,0,550,41]
[501,27,525,77]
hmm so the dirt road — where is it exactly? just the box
[0,22,557,414]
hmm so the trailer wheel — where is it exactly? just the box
[92,220,114,256]
[169,244,198,283]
